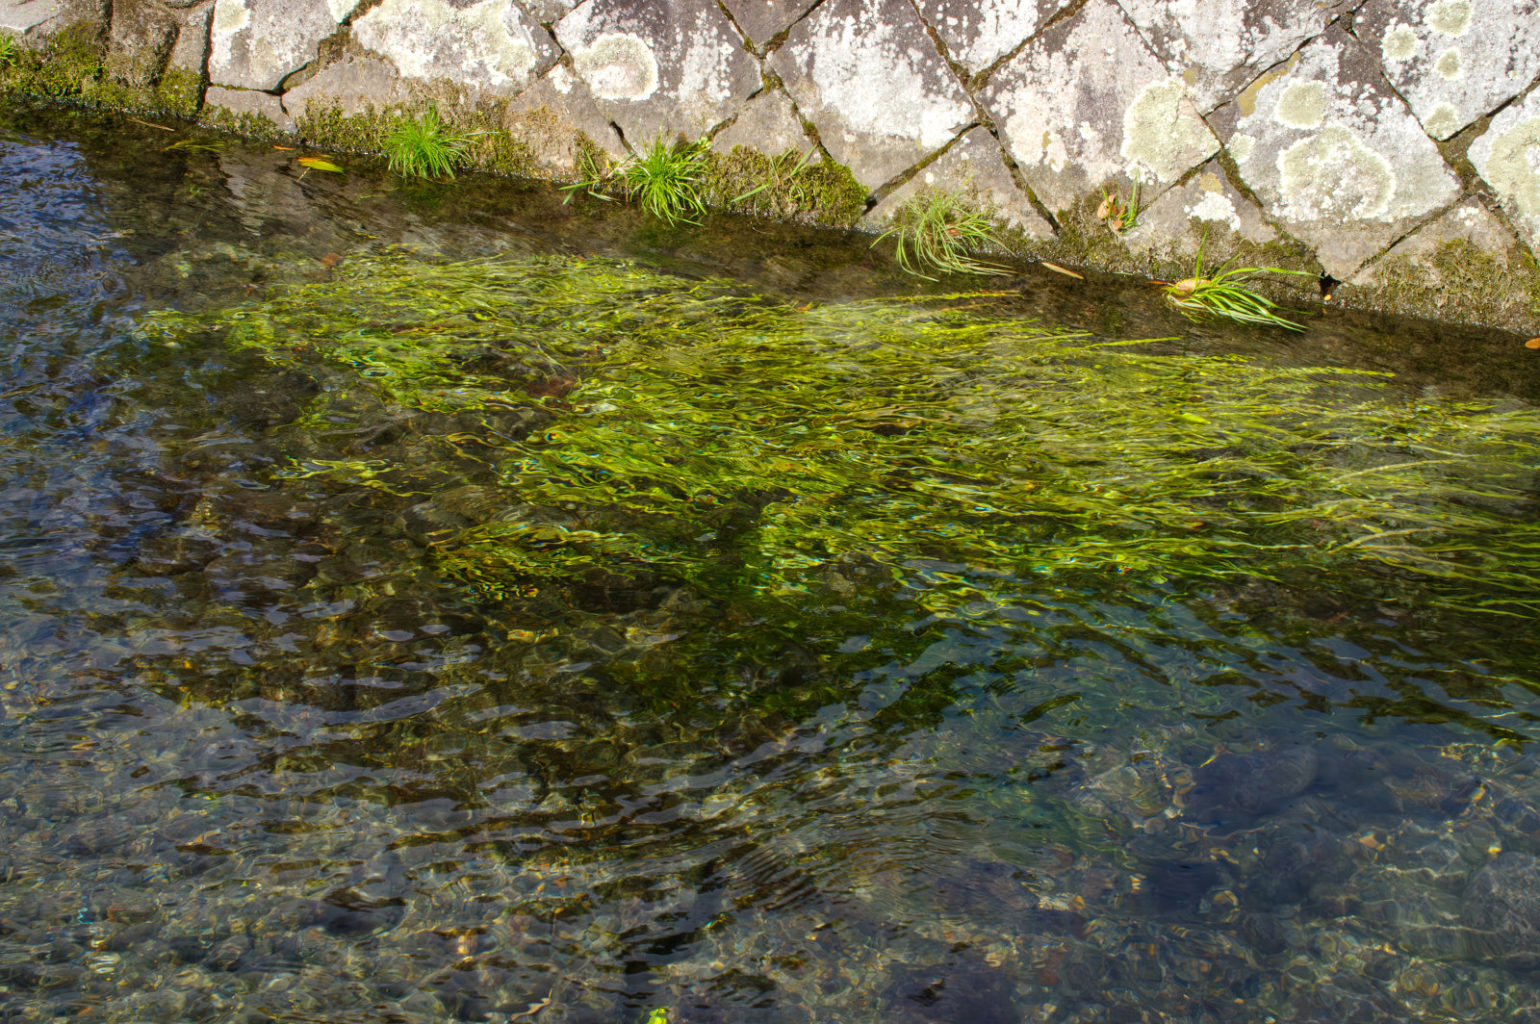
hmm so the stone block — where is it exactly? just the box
[1468,86,1540,253]
[914,0,1071,76]
[350,0,557,97]
[866,127,1052,239]
[1117,0,1358,114]
[709,87,812,157]
[0,0,105,39]
[1209,25,1461,280]
[209,0,353,91]
[167,3,212,76]
[1354,0,1540,141]
[104,0,179,87]
[767,0,973,190]
[720,0,819,50]
[502,62,629,176]
[203,82,294,132]
[1119,159,1301,273]
[516,0,579,25]
[554,0,760,144]
[980,0,1216,215]
[1345,199,1540,332]
[281,52,413,120]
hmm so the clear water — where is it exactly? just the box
[3,102,1540,1024]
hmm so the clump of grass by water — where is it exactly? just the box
[565,137,709,227]
[141,251,1540,622]
[384,106,475,180]
[1161,245,1313,331]
[873,189,1008,280]
[0,33,17,68]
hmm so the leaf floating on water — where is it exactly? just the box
[1038,261,1084,280]
[1525,338,1540,349]
[298,156,345,172]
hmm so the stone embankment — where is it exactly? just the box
[2,0,1538,333]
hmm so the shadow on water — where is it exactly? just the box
[2,100,1540,1023]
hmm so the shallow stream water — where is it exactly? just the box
[3,102,1540,1024]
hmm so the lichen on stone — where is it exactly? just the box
[571,32,659,101]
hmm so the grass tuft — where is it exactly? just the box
[563,137,710,227]
[620,137,709,227]
[1160,243,1313,331]
[1095,174,1142,235]
[384,106,475,181]
[872,189,1008,280]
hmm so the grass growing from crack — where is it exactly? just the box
[873,189,1008,280]
[564,137,709,227]
[0,34,16,68]
[384,106,475,180]
[1161,244,1313,331]
[1095,174,1142,235]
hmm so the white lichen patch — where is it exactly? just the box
[1423,102,1461,138]
[326,0,357,21]
[1277,125,1394,221]
[1274,80,1325,129]
[1228,132,1254,164]
[1427,0,1472,36]
[352,0,542,91]
[1120,77,1218,182]
[1188,189,1241,231]
[1434,47,1462,79]
[1381,24,1419,61]
[571,32,659,100]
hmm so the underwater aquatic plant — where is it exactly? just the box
[872,189,1008,280]
[383,106,475,180]
[140,250,1540,622]
[1160,244,1313,331]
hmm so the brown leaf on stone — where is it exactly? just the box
[1095,194,1114,221]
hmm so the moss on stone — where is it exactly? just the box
[703,145,867,227]
[0,22,105,100]
[1349,238,1540,334]
[200,104,283,142]
[155,67,204,120]
[295,102,391,154]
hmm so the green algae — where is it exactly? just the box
[141,250,1540,621]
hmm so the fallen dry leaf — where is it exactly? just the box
[1039,261,1084,281]
[1526,338,1540,349]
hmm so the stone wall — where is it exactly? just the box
[2,0,1538,333]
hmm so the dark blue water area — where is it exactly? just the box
[0,103,1539,1024]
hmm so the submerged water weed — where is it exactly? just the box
[142,252,1540,620]
[384,106,475,180]
[1161,245,1313,331]
[873,190,1008,280]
